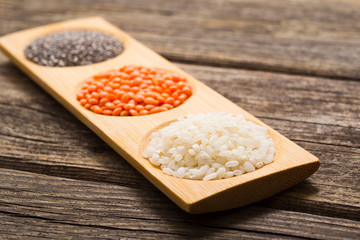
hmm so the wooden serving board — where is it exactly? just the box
[0,17,319,214]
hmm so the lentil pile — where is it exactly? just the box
[143,113,275,180]
[77,65,193,116]
[25,30,124,67]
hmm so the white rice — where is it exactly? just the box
[142,112,275,180]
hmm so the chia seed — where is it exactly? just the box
[24,30,124,67]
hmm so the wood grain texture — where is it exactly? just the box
[0,55,358,218]
[1,0,360,79]
[0,0,359,238]
[0,168,359,240]
[0,17,320,213]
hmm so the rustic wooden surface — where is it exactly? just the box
[0,0,359,239]
[0,17,320,214]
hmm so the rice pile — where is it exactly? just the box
[142,112,275,180]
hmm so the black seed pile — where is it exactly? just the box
[24,30,124,67]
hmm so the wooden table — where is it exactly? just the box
[0,0,359,239]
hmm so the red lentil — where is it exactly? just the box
[77,65,192,116]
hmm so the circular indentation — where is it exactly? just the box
[76,65,193,116]
[141,113,276,181]
[24,30,125,67]
[140,119,177,155]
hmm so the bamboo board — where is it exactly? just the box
[0,17,319,214]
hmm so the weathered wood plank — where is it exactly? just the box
[0,55,359,220]
[0,168,359,240]
[1,0,360,79]
[1,0,359,238]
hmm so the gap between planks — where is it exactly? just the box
[0,167,359,240]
